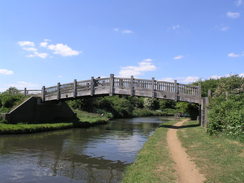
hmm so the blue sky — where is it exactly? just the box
[0,0,243,91]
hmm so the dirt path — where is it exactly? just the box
[167,120,206,183]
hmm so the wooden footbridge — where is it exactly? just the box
[11,74,208,126]
[39,74,201,104]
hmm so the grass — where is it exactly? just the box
[0,110,109,134]
[122,119,178,183]
[178,120,244,183]
[0,122,73,134]
[132,108,176,117]
[74,109,109,123]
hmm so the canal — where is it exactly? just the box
[0,117,167,183]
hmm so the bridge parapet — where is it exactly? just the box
[42,74,201,104]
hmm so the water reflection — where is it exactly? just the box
[0,117,166,183]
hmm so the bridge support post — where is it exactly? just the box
[200,97,209,127]
[57,82,61,100]
[42,86,45,102]
[130,76,134,96]
[174,80,179,101]
[109,74,114,96]
[90,77,95,96]
[73,79,77,98]
[152,77,155,98]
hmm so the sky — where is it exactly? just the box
[0,0,243,91]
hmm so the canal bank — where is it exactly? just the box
[123,120,244,183]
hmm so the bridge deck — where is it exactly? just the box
[41,75,201,104]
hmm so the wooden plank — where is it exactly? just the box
[130,76,134,96]
[42,86,45,102]
[90,77,94,96]
[57,83,61,100]
[109,74,114,96]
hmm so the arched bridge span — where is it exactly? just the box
[41,74,201,104]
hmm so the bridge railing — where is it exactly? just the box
[114,77,131,89]
[41,74,201,103]
[156,81,175,92]
[17,89,42,96]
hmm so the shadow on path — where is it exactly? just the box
[160,124,200,129]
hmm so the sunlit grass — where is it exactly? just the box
[122,120,178,183]
[178,120,244,183]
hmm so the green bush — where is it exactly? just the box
[0,92,26,112]
[208,93,244,139]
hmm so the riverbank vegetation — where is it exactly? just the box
[195,75,244,141]
[178,120,244,183]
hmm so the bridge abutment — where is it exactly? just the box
[5,97,77,124]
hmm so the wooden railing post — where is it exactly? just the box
[174,80,178,101]
[130,76,134,96]
[109,74,114,96]
[90,77,95,96]
[57,82,61,100]
[42,86,45,102]
[208,89,212,98]
[73,79,77,98]
[24,88,27,96]
[198,82,202,103]
[152,77,155,98]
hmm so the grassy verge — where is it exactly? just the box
[178,120,244,183]
[0,123,73,134]
[0,110,109,134]
[122,119,177,183]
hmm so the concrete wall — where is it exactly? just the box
[6,97,78,123]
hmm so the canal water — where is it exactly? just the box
[0,117,167,183]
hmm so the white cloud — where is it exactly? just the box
[27,52,48,59]
[235,0,243,6]
[228,51,244,58]
[181,76,200,83]
[161,77,175,82]
[121,29,134,34]
[228,52,241,58]
[18,39,80,58]
[226,11,240,19]
[22,47,38,52]
[171,24,180,30]
[114,28,134,34]
[0,69,14,75]
[40,39,51,47]
[239,73,244,77]
[17,41,35,47]
[119,58,156,77]
[220,26,229,31]
[47,43,80,56]
[209,75,222,79]
[168,24,181,31]
[173,55,184,60]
